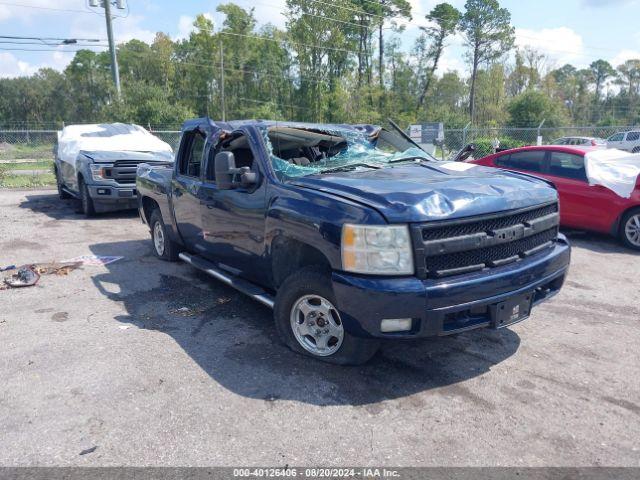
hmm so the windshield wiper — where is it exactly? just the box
[320,163,382,174]
[388,156,425,164]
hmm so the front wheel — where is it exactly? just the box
[78,177,95,217]
[149,209,180,261]
[274,266,380,365]
[620,207,640,251]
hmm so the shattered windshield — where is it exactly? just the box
[262,125,435,179]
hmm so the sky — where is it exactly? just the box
[1,0,639,79]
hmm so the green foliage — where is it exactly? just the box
[0,1,638,131]
[507,90,568,128]
[471,136,527,157]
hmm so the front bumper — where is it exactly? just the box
[331,235,570,338]
[86,184,138,212]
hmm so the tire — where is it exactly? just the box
[620,207,640,251]
[632,147,640,153]
[78,177,96,217]
[55,166,71,199]
[149,209,180,261]
[274,266,380,365]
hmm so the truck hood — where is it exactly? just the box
[80,150,174,163]
[289,161,558,223]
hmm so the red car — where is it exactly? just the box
[468,145,640,250]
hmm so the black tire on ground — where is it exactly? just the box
[274,266,380,365]
[632,147,640,153]
[78,177,95,217]
[149,208,180,261]
[619,207,640,251]
[55,167,71,200]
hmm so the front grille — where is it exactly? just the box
[421,203,558,241]
[105,160,153,185]
[414,202,560,279]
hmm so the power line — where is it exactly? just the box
[0,1,96,14]
[0,35,105,42]
[0,46,109,52]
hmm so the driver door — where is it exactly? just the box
[198,127,269,286]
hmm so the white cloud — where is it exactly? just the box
[0,52,35,77]
[610,49,640,67]
[0,4,11,21]
[175,12,216,40]
[515,27,585,66]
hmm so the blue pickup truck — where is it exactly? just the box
[136,118,570,365]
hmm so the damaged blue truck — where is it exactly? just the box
[136,118,571,365]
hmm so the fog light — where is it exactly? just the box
[380,318,412,333]
[97,188,109,195]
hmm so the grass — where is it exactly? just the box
[0,142,55,161]
[0,160,54,171]
[0,171,56,188]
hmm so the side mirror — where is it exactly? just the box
[453,143,476,162]
[215,152,236,190]
[215,151,259,190]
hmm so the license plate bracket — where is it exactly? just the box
[490,292,533,328]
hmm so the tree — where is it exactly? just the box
[590,59,616,102]
[416,3,460,111]
[459,0,514,123]
[507,89,567,128]
[377,0,411,91]
[616,59,640,98]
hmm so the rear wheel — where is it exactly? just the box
[55,166,71,199]
[149,209,180,261]
[274,266,380,365]
[78,177,95,217]
[620,207,640,251]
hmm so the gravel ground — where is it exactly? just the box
[1,188,639,467]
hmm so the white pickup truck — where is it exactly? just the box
[607,130,640,153]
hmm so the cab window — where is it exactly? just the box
[178,130,206,178]
[549,152,587,181]
[495,150,545,173]
[626,131,640,141]
[609,133,624,142]
[205,133,256,182]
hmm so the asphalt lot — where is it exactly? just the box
[1,188,639,467]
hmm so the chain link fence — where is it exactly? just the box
[1,124,638,187]
[441,126,637,159]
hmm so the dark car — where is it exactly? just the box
[136,118,571,365]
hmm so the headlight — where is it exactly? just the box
[89,164,112,181]
[341,224,414,275]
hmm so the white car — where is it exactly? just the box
[552,136,606,147]
[606,131,640,153]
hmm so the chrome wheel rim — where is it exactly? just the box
[625,214,640,247]
[153,221,165,256]
[290,294,344,357]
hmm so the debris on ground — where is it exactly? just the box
[79,446,98,456]
[32,262,82,276]
[1,261,82,289]
[2,266,40,289]
[66,255,123,266]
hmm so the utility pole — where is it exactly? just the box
[89,0,124,98]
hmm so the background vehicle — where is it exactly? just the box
[468,145,640,250]
[606,130,640,152]
[551,136,606,148]
[55,123,173,216]
[137,118,570,365]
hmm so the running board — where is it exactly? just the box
[178,252,275,309]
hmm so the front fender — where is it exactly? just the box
[265,184,387,269]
